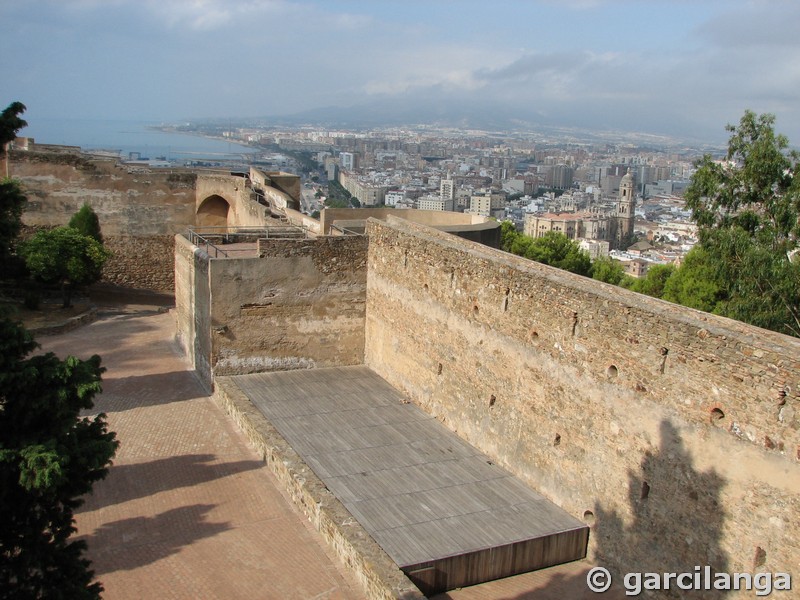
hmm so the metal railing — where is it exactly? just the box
[184,225,310,258]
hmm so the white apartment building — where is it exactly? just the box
[418,194,454,212]
[440,178,455,203]
[468,191,505,217]
[385,190,405,207]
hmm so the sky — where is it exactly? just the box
[2,0,800,143]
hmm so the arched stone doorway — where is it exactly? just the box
[197,195,230,228]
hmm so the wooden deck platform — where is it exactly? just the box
[230,366,588,596]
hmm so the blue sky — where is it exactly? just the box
[2,0,800,142]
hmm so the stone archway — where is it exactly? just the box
[197,195,230,228]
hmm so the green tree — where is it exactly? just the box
[499,220,519,252]
[685,110,800,336]
[1,102,28,264]
[0,179,27,265]
[524,231,592,276]
[0,101,27,150]
[627,263,675,298]
[500,223,591,276]
[21,227,110,308]
[68,204,103,244]
[662,247,725,313]
[591,256,626,285]
[0,316,118,599]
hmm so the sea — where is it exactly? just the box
[20,118,258,165]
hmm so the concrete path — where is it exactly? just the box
[37,301,365,600]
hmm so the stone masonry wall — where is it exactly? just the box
[209,236,367,377]
[364,217,800,596]
[12,151,197,291]
[103,235,176,291]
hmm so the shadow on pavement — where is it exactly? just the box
[80,504,229,576]
[79,454,265,509]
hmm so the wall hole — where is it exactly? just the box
[710,407,726,425]
[489,394,496,407]
[659,347,669,374]
[583,510,595,526]
[423,283,429,291]
[473,305,479,315]
[571,311,579,337]
[754,546,767,568]
[640,481,651,500]
[530,330,539,340]
[554,433,561,446]
[606,365,618,379]
[437,363,443,375]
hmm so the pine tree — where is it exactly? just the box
[0,316,118,599]
[68,204,103,244]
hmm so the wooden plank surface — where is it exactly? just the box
[231,366,587,589]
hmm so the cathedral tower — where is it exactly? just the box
[615,168,635,248]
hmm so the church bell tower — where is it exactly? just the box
[615,168,635,248]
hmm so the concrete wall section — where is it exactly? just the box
[283,207,322,234]
[364,217,800,591]
[319,208,491,235]
[206,236,368,377]
[174,234,213,390]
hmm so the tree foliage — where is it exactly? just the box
[0,179,27,265]
[500,221,592,276]
[661,247,725,313]
[0,315,118,599]
[684,110,800,336]
[1,102,28,264]
[0,102,27,149]
[591,256,626,285]
[21,227,110,308]
[624,264,676,298]
[68,204,103,244]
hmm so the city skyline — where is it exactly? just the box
[3,0,800,144]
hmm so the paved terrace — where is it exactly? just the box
[38,299,626,599]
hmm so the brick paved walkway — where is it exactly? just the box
[38,301,365,600]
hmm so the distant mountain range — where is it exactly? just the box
[252,96,725,151]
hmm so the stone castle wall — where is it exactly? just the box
[12,151,197,291]
[364,216,800,592]
[174,234,212,387]
[175,234,368,390]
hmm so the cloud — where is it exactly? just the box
[694,1,800,49]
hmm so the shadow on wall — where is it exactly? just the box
[432,420,731,600]
[591,420,730,599]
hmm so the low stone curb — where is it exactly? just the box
[213,376,425,600]
[29,305,98,336]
